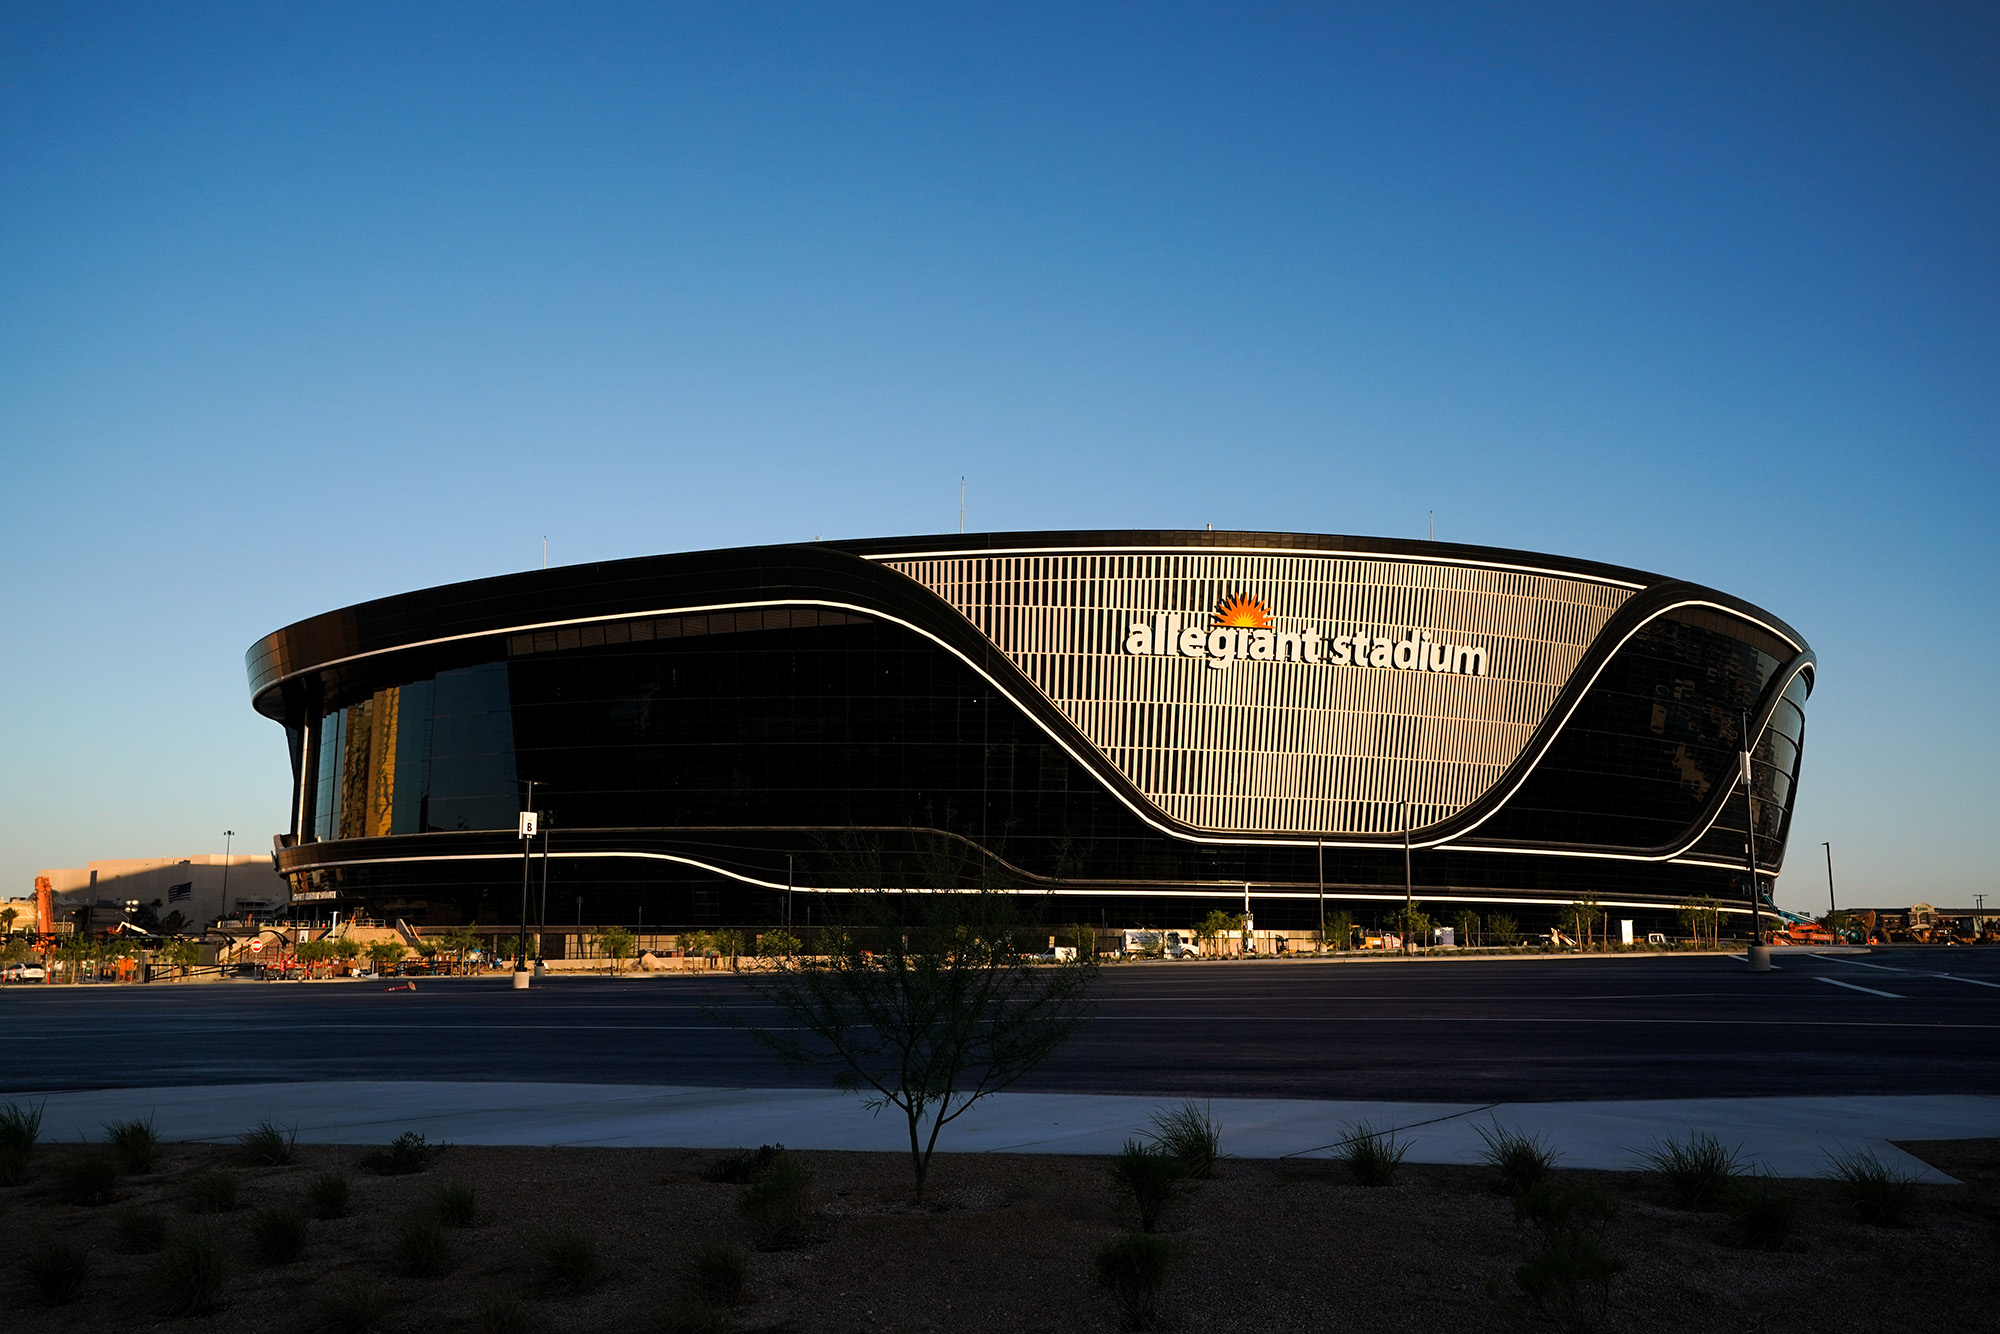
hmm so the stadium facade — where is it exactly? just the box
[248,532,1812,937]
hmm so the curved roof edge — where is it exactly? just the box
[245,529,1810,714]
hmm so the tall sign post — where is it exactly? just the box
[515,780,538,989]
[1742,714,1771,972]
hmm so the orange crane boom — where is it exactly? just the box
[34,875,55,936]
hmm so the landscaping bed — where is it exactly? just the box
[2,1131,1995,1332]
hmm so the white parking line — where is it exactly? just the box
[1819,956,1909,973]
[1818,955,2000,989]
[1817,976,1903,999]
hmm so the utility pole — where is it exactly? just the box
[536,811,553,971]
[220,830,235,921]
[1400,800,1413,957]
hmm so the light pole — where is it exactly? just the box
[1741,713,1770,971]
[787,853,794,932]
[1317,837,1325,956]
[536,811,553,971]
[515,780,537,987]
[1822,841,1836,918]
[220,830,235,921]
[1400,800,1413,957]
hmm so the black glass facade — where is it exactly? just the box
[258,533,1812,936]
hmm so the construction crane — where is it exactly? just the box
[33,876,56,985]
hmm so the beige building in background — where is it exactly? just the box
[34,855,290,932]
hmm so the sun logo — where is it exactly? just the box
[1213,594,1271,628]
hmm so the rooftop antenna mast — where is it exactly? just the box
[959,477,965,533]
[541,537,547,569]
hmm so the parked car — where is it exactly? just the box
[2,963,49,982]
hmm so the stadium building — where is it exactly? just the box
[248,531,1812,940]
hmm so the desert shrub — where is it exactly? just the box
[1094,1231,1178,1331]
[308,1169,352,1219]
[20,1236,91,1305]
[394,1209,456,1278]
[1337,1122,1409,1188]
[528,1226,601,1295]
[0,1098,43,1186]
[650,1302,733,1334]
[146,1226,228,1317]
[736,1151,812,1250]
[1514,1180,1617,1245]
[237,1119,297,1166]
[311,1281,393,1332]
[471,1291,538,1334]
[185,1171,240,1213]
[118,1206,170,1253]
[681,1239,748,1307]
[1723,1178,1798,1250]
[1476,1122,1558,1195]
[1826,1147,1917,1226]
[248,1203,310,1265]
[363,1130,446,1175]
[56,1150,123,1206]
[703,1144,781,1184]
[1145,1101,1221,1179]
[1514,1232,1626,1334]
[428,1179,479,1227]
[1639,1132,1743,1210]
[1110,1139,1186,1233]
[106,1116,160,1173]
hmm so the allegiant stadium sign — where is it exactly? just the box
[1122,594,1489,676]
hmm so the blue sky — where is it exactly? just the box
[2,3,1994,911]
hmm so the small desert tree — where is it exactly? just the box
[592,926,636,973]
[742,881,1096,1202]
[1452,909,1481,948]
[368,941,407,975]
[333,937,363,974]
[1324,909,1356,953]
[1487,913,1521,947]
[1195,909,1241,957]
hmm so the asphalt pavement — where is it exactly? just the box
[5,949,1997,1102]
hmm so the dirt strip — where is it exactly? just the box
[3,1136,1995,1332]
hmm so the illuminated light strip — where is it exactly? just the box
[261,594,1805,862]
[281,849,1685,912]
[859,543,1650,591]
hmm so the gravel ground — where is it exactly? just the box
[2,1133,1995,1333]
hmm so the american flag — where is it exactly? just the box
[168,882,192,904]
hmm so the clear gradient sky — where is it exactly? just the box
[2,3,1994,912]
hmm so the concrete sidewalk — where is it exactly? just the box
[17,1081,1996,1184]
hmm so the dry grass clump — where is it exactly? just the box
[20,1237,91,1305]
[1337,1121,1409,1187]
[308,1168,353,1219]
[1477,1121,1559,1195]
[1826,1147,1919,1226]
[145,1225,228,1317]
[1639,1131,1743,1209]
[0,1099,42,1186]
[55,1151,122,1206]
[237,1119,298,1167]
[105,1116,160,1173]
[1144,1101,1221,1179]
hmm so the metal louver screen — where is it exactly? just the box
[883,550,1631,837]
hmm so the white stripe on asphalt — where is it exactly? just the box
[1934,973,2000,989]
[1817,976,1903,999]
